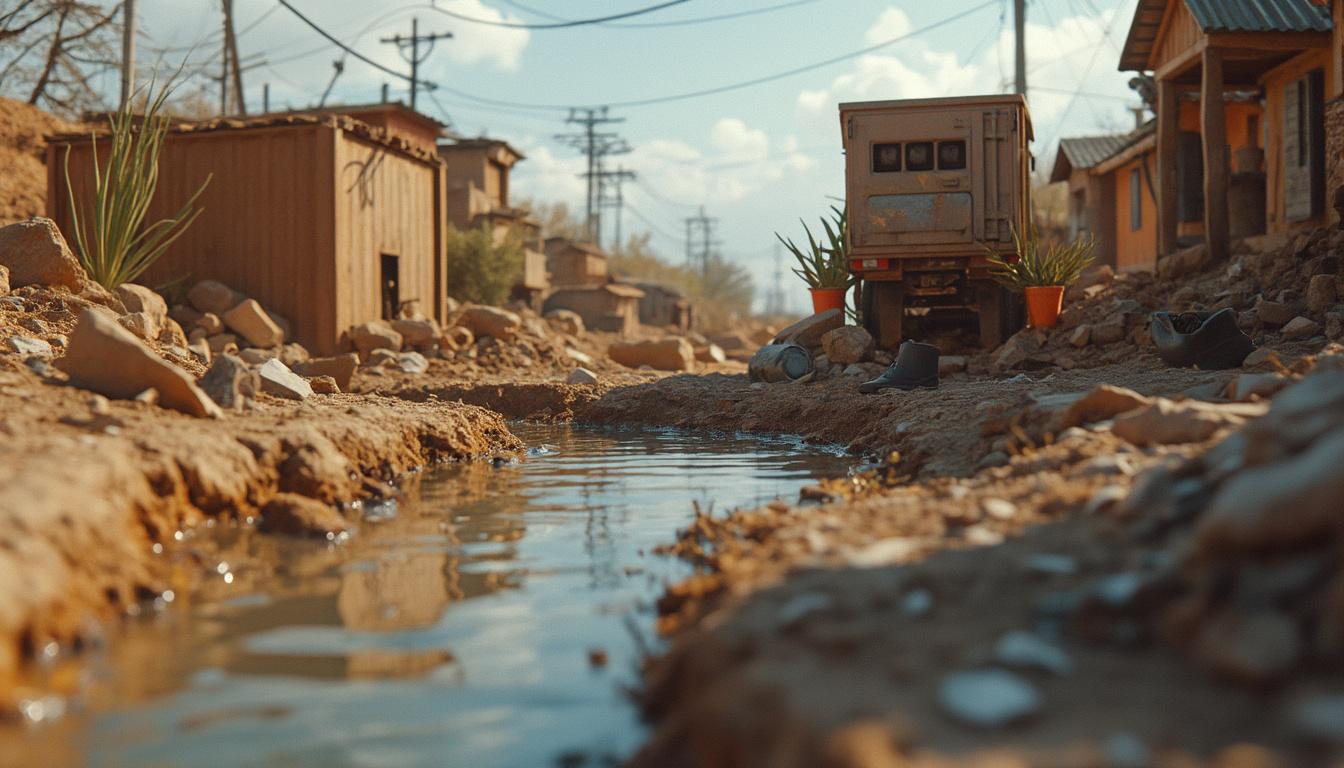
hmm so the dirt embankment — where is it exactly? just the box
[0,98,78,226]
[0,354,518,711]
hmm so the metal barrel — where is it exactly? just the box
[748,343,814,382]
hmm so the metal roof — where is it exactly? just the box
[1050,134,1134,182]
[1120,0,1331,71]
[1185,0,1330,33]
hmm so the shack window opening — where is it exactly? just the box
[872,143,901,173]
[937,140,966,170]
[381,254,400,321]
[906,142,934,172]
[1130,168,1142,231]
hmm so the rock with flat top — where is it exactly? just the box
[608,338,694,371]
[397,351,429,374]
[6,335,52,358]
[239,347,278,365]
[391,318,439,347]
[115,283,167,329]
[295,354,359,391]
[694,343,727,363]
[567,367,599,385]
[349,321,402,357]
[223,299,284,348]
[365,348,399,368]
[1058,385,1152,429]
[821,325,874,365]
[1281,316,1322,340]
[0,217,87,290]
[457,304,521,341]
[1255,297,1299,328]
[187,279,243,315]
[257,358,312,400]
[58,309,222,418]
[1112,398,1263,446]
[197,353,256,411]
[773,309,843,351]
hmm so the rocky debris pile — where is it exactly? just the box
[169,278,308,375]
[986,231,1344,374]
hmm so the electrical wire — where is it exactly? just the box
[426,0,690,30]
[496,0,821,29]
[276,0,422,84]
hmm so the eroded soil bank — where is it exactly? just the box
[0,359,518,711]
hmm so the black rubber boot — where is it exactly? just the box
[1151,308,1254,369]
[858,340,940,393]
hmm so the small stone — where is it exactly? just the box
[278,342,310,368]
[207,333,239,355]
[390,318,439,347]
[1112,399,1259,446]
[694,343,727,364]
[238,347,277,365]
[544,308,585,336]
[1226,372,1290,401]
[1289,693,1344,743]
[567,367,599,385]
[1255,297,1299,327]
[187,338,211,365]
[842,363,867,377]
[6,335,52,358]
[1281,316,1322,340]
[1306,274,1337,314]
[1194,611,1301,684]
[1242,347,1279,369]
[258,493,346,537]
[349,321,402,356]
[938,355,968,375]
[1082,484,1128,515]
[307,375,340,395]
[777,592,832,624]
[457,304,521,341]
[1091,315,1126,345]
[115,284,167,329]
[169,304,202,330]
[197,354,256,411]
[993,630,1073,675]
[821,325,875,365]
[938,670,1041,728]
[975,451,1010,470]
[222,298,284,348]
[187,279,243,315]
[901,588,934,618]
[980,497,1017,520]
[195,312,223,335]
[396,351,429,374]
[134,388,159,405]
[772,309,843,351]
[158,318,188,348]
[0,264,8,294]
[364,348,399,368]
[1058,385,1151,429]
[117,311,158,340]
[295,354,359,391]
[1069,325,1091,347]
[256,358,312,400]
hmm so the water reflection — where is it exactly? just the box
[2,425,853,768]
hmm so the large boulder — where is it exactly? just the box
[296,353,359,391]
[772,309,844,351]
[349,321,403,356]
[821,325,874,365]
[457,304,521,341]
[0,217,88,290]
[223,298,284,348]
[608,338,695,371]
[390,318,439,347]
[58,309,222,418]
[187,279,244,315]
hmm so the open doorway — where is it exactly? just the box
[380,254,399,320]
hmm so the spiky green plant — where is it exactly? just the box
[63,82,210,289]
[776,204,852,290]
[985,224,1095,290]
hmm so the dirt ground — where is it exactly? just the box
[0,98,77,226]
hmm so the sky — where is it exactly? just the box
[119,0,1146,314]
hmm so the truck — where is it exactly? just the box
[839,94,1033,349]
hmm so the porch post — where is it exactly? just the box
[1201,47,1229,261]
[1157,77,1179,257]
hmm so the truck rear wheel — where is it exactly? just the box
[862,281,904,350]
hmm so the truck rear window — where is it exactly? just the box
[906,142,934,171]
[872,143,901,173]
[938,140,966,170]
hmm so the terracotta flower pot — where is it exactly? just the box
[809,287,847,314]
[1024,285,1065,328]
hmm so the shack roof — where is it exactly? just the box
[1120,0,1332,71]
[839,94,1034,140]
[1050,134,1134,182]
[48,112,441,166]
[545,237,606,257]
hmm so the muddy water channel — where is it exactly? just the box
[7,424,853,768]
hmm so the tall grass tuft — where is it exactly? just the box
[63,82,210,290]
[985,224,1095,289]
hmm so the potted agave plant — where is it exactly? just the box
[776,205,852,314]
[986,225,1095,328]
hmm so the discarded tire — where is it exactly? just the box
[748,343,813,383]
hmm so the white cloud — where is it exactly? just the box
[864,7,912,45]
[431,0,531,71]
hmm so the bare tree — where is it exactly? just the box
[0,0,120,116]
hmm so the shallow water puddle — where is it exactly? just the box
[5,424,853,767]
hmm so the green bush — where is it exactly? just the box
[446,223,524,306]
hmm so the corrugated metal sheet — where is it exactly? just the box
[1061,134,1134,169]
[1184,0,1331,32]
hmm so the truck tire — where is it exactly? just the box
[862,280,904,350]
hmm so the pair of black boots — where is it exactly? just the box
[858,340,940,394]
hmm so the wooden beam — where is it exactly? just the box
[1157,77,1180,257]
[1202,47,1229,262]
[1155,38,1208,83]
[1206,31,1331,52]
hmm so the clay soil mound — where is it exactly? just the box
[0,97,79,225]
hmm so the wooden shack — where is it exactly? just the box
[439,138,547,309]
[629,280,693,331]
[47,109,446,355]
[543,283,644,336]
[544,237,608,288]
[1120,0,1333,262]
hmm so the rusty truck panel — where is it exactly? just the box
[838,94,1033,349]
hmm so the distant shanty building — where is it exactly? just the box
[439,138,547,309]
[628,280,693,331]
[1119,0,1334,263]
[48,105,447,354]
[543,283,645,336]
[544,237,609,287]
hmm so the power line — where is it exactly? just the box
[555,108,631,245]
[684,206,719,276]
[426,0,689,30]
[276,0,424,85]
[497,0,820,29]
[379,17,452,108]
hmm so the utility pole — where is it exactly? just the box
[262,82,269,113]
[597,165,635,250]
[380,18,453,109]
[1013,0,1026,96]
[119,0,135,109]
[769,241,784,316]
[224,0,246,114]
[319,59,344,108]
[219,6,229,114]
[683,206,719,277]
[556,107,630,243]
